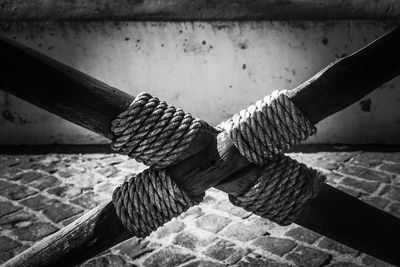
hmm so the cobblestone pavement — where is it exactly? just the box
[1,150,400,266]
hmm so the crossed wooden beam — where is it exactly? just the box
[1,26,400,266]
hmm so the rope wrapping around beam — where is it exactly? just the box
[113,168,204,237]
[229,156,325,225]
[111,92,214,169]
[220,90,316,165]
[221,89,324,224]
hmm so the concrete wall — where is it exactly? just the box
[0,21,399,145]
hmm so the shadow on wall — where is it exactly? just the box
[0,21,399,145]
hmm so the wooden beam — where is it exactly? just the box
[0,0,399,21]
[2,26,400,266]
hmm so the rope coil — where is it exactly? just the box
[113,168,203,237]
[111,92,210,169]
[229,156,325,225]
[220,90,316,165]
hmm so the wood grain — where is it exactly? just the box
[2,26,400,266]
[0,0,399,21]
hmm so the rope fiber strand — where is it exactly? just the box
[113,168,204,237]
[111,92,210,169]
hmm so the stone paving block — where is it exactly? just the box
[20,194,54,210]
[173,231,200,250]
[203,239,249,264]
[66,172,106,191]
[0,210,36,230]
[173,230,216,250]
[93,181,118,196]
[183,260,226,267]
[0,236,22,263]
[12,222,58,241]
[285,227,321,244]
[155,219,185,239]
[380,163,400,176]
[12,171,43,183]
[220,222,267,242]
[360,196,389,210]
[42,201,83,223]
[0,201,21,217]
[143,246,195,267]
[341,177,379,193]
[71,191,105,209]
[325,173,343,184]
[379,185,400,201]
[0,182,37,200]
[317,237,359,256]
[57,166,85,178]
[349,152,386,167]
[95,166,120,178]
[247,215,280,233]
[28,175,60,190]
[338,165,392,183]
[81,253,133,267]
[336,186,362,198]
[252,236,296,256]
[46,185,82,198]
[358,169,392,183]
[17,159,44,170]
[286,246,332,267]
[385,153,400,163]
[0,157,21,168]
[120,240,158,260]
[114,238,156,260]
[236,254,291,267]
[362,255,395,267]
[325,152,359,163]
[387,202,400,218]
[180,206,204,219]
[0,167,23,179]
[196,214,231,234]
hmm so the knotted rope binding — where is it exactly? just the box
[220,90,316,164]
[111,92,210,169]
[229,156,325,225]
[113,168,203,237]
[221,90,324,225]
[111,90,324,233]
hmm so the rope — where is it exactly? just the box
[229,156,325,226]
[220,90,316,165]
[111,92,211,169]
[112,168,203,237]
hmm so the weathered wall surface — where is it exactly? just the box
[0,21,399,145]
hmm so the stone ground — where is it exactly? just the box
[1,149,400,266]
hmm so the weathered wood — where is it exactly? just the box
[0,0,399,21]
[2,26,400,266]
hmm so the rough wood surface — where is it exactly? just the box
[2,26,400,266]
[0,0,399,21]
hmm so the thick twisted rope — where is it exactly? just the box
[113,168,203,237]
[220,90,324,224]
[220,90,316,165]
[111,92,211,169]
[229,156,325,226]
